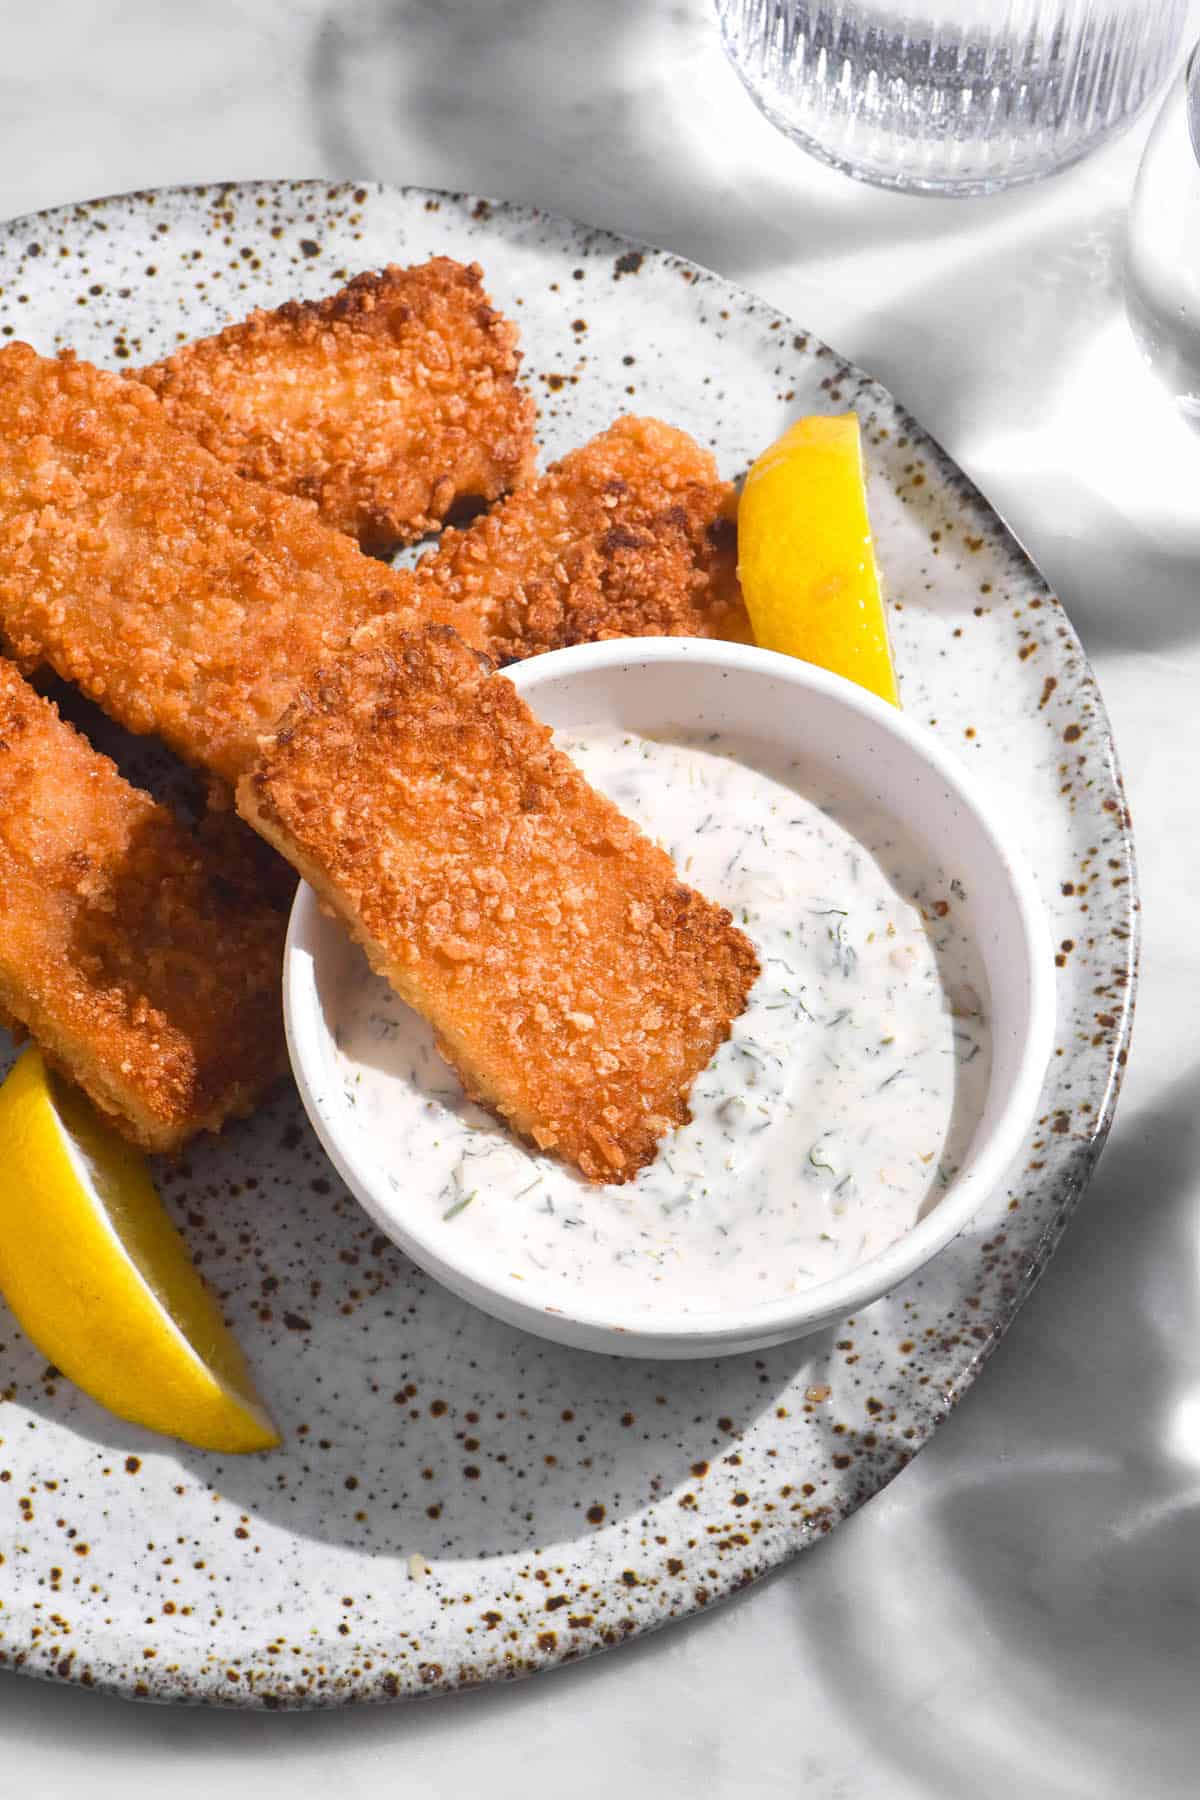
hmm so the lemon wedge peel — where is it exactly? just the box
[737,413,899,707]
[0,1045,278,1454]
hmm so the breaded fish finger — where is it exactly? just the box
[0,343,424,785]
[400,415,751,660]
[136,259,537,554]
[0,659,286,1151]
[237,624,759,1183]
[0,351,741,793]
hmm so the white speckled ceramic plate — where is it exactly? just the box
[0,181,1137,1708]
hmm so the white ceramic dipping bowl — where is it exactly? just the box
[284,639,1056,1359]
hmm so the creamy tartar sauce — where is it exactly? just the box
[330,728,991,1314]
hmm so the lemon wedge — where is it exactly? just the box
[0,1045,278,1453]
[738,413,899,706]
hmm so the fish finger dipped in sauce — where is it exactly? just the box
[238,624,759,1182]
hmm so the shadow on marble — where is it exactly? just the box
[306,0,1053,281]
[784,1060,1200,1798]
[847,209,1200,660]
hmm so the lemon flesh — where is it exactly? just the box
[0,1045,278,1453]
[738,413,899,706]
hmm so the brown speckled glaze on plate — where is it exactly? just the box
[0,181,1137,1707]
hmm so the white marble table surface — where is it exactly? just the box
[2,3,1199,1794]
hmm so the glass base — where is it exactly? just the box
[737,76,1132,196]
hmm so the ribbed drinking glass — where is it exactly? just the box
[715,0,1188,195]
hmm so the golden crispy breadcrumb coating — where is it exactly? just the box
[136,259,537,554]
[0,659,286,1151]
[0,343,425,785]
[0,351,744,797]
[238,625,758,1184]
[399,416,750,660]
